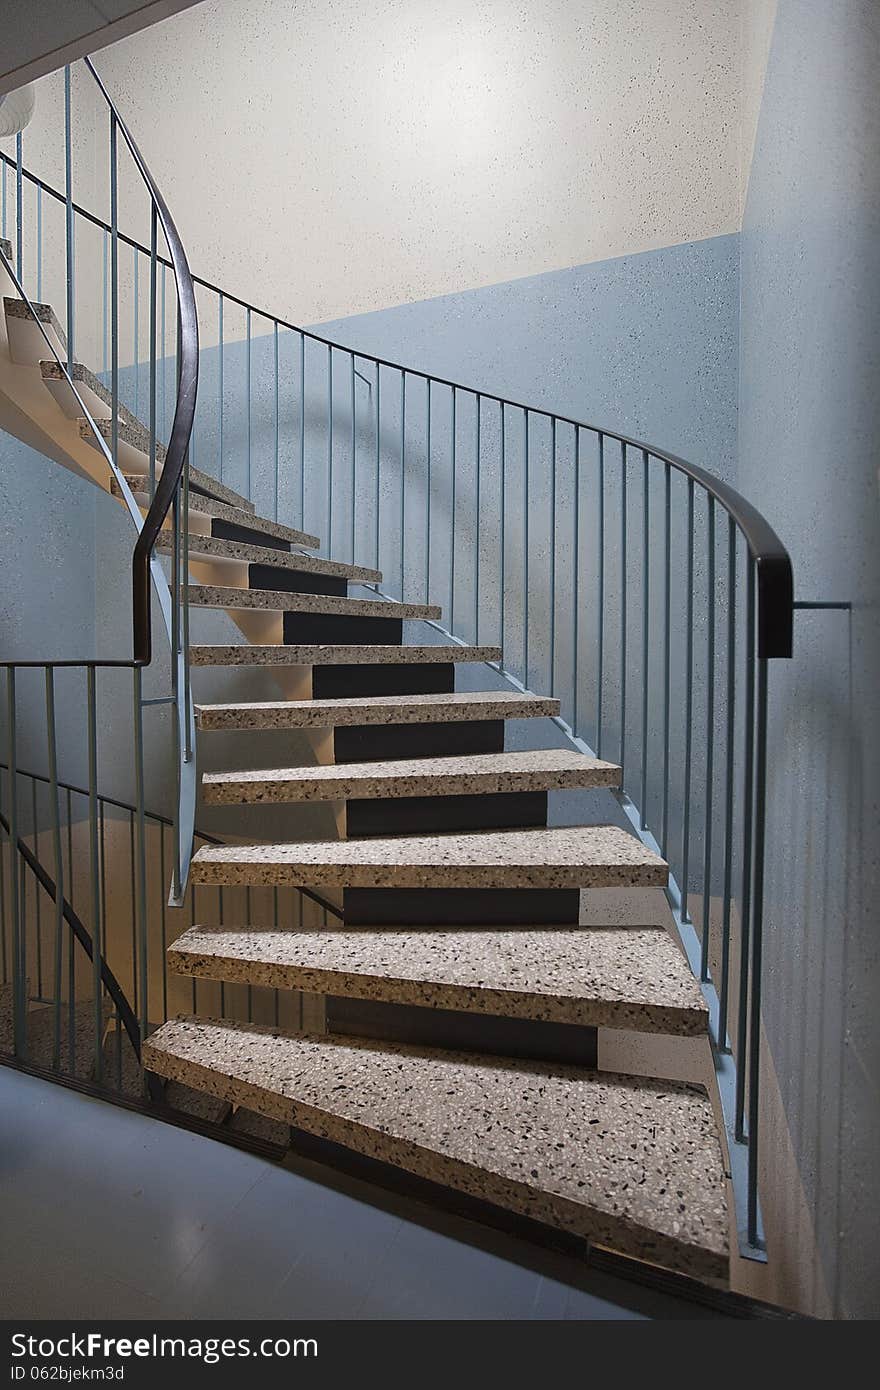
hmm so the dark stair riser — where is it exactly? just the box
[249,564,347,598]
[346,790,548,839]
[334,719,505,763]
[343,887,581,926]
[284,612,402,645]
[324,995,598,1067]
[211,518,292,552]
[312,663,456,699]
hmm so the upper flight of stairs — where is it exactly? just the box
[0,269,730,1285]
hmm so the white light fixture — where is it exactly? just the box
[0,85,36,138]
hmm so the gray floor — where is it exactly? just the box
[0,1066,723,1320]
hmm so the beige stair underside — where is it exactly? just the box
[201,748,621,805]
[143,1016,728,1282]
[195,690,560,730]
[168,924,708,1035]
[190,825,668,889]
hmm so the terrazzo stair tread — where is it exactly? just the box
[187,583,440,621]
[158,532,381,583]
[202,748,621,805]
[142,1016,729,1280]
[98,447,254,514]
[190,825,668,890]
[167,925,709,1036]
[3,296,68,360]
[195,690,559,731]
[109,478,320,548]
[189,643,502,667]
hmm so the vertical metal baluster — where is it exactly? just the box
[701,497,716,980]
[572,427,581,735]
[681,477,695,920]
[46,667,64,1067]
[500,403,507,658]
[32,779,42,1001]
[66,787,74,1070]
[148,206,157,501]
[661,462,671,855]
[1,160,5,238]
[0,769,7,989]
[6,671,24,1056]
[425,381,432,604]
[549,417,557,694]
[349,354,356,564]
[15,132,23,283]
[273,322,280,521]
[159,828,167,1021]
[246,307,252,502]
[327,344,333,551]
[718,518,737,1046]
[86,667,102,1082]
[36,183,42,303]
[736,556,757,1141]
[109,112,118,473]
[619,440,627,778]
[170,484,182,902]
[449,386,457,631]
[474,394,481,642]
[133,244,139,419]
[299,333,306,530]
[218,294,224,482]
[132,668,148,1045]
[64,67,74,370]
[400,371,407,601]
[375,364,381,571]
[596,434,605,756]
[161,263,167,438]
[640,450,650,828]
[182,444,192,764]
[523,408,530,686]
[748,655,769,1246]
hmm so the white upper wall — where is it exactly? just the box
[87,0,747,323]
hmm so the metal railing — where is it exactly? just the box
[1,88,794,1258]
[0,58,198,909]
[0,760,340,1101]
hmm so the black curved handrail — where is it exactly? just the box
[82,58,199,667]
[0,807,163,1102]
[0,153,792,661]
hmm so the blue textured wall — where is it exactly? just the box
[313,235,740,482]
[739,0,880,1319]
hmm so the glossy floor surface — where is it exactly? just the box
[0,1066,727,1320]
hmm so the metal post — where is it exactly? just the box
[64,67,74,370]
[109,112,119,471]
[45,669,65,1070]
[736,556,757,1141]
[218,294,224,482]
[400,372,407,602]
[719,518,737,1047]
[701,496,716,980]
[327,345,334,552]
[523,409,530,687]
[619,440,627,777]
[6,670,25,1057]
[86,667,102,1082]
[149,206,157,500]
[748,656,769,1247]
[596,433,605,756]
[474,394,481,642]
[661,462,671,855]
[681,477,695,920]
[132,668,148,1048]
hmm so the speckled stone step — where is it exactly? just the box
[111,480,320,549]
[161,532,381,584]
[190,825,668,890]
[189,643,502,667]
[143,1016,728,1280]
[168,925,708,1036]
[186,584,439,621]
[202,748,621,805]
[196,690,559,731]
